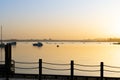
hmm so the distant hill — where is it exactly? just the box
[2,38,120,42]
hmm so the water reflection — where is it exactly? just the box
[1,42,120,77]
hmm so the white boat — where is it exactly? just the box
[0,26,5,48]
[33,42,43,47]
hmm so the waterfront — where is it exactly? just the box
[1,42,120,77]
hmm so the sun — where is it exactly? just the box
[106,18,120,38]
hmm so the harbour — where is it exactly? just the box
[1,42,120,78]
[1,0,120,79]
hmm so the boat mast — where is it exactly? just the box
[1,25,2,44]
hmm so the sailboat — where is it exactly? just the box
[0,25,5,48]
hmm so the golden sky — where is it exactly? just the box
[1,0,120,40]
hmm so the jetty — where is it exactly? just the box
[1,59,120,80]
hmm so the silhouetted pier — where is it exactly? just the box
[1,59,120,80]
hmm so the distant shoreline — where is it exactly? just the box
[2,39,120,42]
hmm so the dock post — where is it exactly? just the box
[100,62,104,80]
[39,59,42,80]
[71,60,74,80]
[5,44,11,80]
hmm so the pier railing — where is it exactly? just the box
[1,59,120,80]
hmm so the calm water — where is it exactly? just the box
[1,42,120,77]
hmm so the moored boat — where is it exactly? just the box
[0,43,5,48]
[8,42,17,45]
[33,42,43,47]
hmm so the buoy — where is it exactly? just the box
[57,45,59,47]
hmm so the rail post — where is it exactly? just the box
[5,44,12,80]
[100,62,104,80]
[39,59,42,80]
[70,60,74,80]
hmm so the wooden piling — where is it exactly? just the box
[39,59,42,80]
[5,44,12,80]
[71,60,74,80]
[100,62,104,80]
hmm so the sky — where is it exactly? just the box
[0,0,120,40]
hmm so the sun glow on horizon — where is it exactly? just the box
[1,0,120,40]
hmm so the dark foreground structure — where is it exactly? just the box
[1,73,120,80]
[1,44,120,80]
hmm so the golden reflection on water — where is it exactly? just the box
[1,42,120,77]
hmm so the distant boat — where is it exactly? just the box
[33,42,43,47]
[7,42,17,45]
[0,43,5,48]
[113,42,120,45]
[0,26,5,48]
